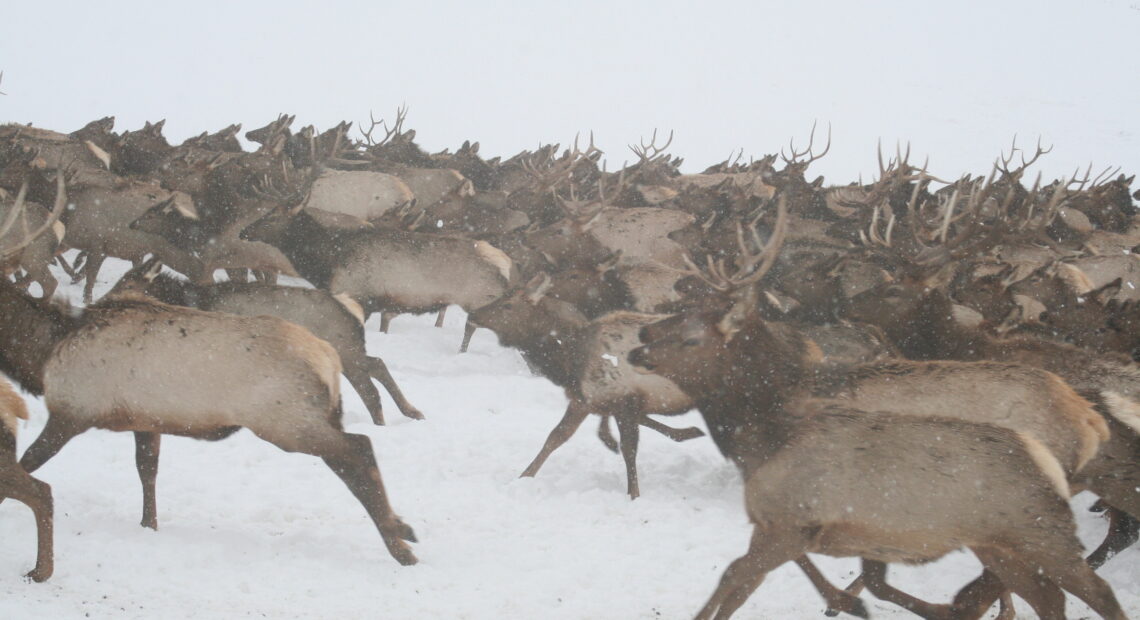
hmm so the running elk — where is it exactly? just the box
[109,259,424,425]
[0,276,418,566]
[467,273,702,499]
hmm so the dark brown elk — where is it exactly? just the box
[109,259,424,425]
[0,276,418,566]
[467,273,703,499]
[180,123,244,153]
[0,376,53,582]
[629,287,1125,620]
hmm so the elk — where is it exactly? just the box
[0,376,52,582]
[0,276,418,566]
[467,273,704,499]
[241,203,517,350]
[629,199,1125,617]
[109,259,424,425]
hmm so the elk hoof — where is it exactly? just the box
[401,408,425,421]
[25,567,52,583]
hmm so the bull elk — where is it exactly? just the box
[0,276,418,566]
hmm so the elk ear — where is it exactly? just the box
[152,119,166,134]
[459,179,475,197]
[1091,278,1123,305]
[524,273,553,305]
[405,129,416,141]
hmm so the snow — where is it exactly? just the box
[0,259,1136,619]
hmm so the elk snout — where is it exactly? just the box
[627,345,656,373]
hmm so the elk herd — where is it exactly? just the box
[0,108,1137,618]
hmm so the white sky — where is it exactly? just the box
[3,0,1138,184]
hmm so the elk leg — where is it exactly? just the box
[434,307,447,328]
[520,400,589,478]
[224,268,249,283]
[696,525,810,620]
[1035,548,1128,620]
[459,318,477,353]
[55,253,81,281]
[317,433,417,566]
[614,412,641,499]
[134,431,161,530]
[19,415,84,474]
[970,548,1067,620]
[81,252,106,304]
[379,312,393,333]
[25,263,58,300]
[367,357,424,420]
[597,415,618,453]
[0,462,53,582]
[639,415,704,442]
[951,568,1011,620]
[794,556,868,619]
[345,363,386,425]
[1086,506,1140,568]
[859,559,952,619]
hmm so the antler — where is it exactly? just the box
[0,173,67,261]
[522,132,601,191]
[781,121,832,168]
[996,135,1052,182]
[677,196,788,292]
[629,129,675,166]
[360,105,409,147]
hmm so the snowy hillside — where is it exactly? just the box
[0,258,1136,619]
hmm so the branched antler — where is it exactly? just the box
[360,105,409,147]
[996,135,1052,181]
[781,121,832,168]
[629,129,675,165]
[676,196,788,292]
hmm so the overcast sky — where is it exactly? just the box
[3,0,1137,183]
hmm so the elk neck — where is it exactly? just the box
[0,279,79,395]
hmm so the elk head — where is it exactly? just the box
[114,119,173,176]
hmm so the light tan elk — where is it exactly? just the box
[0,376,52,582]
[241,203,516,350]
[109,259,424,425]
[629,289,1125,620]
[0,276,418,566]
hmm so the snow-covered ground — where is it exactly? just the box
[0,258,1136,619]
